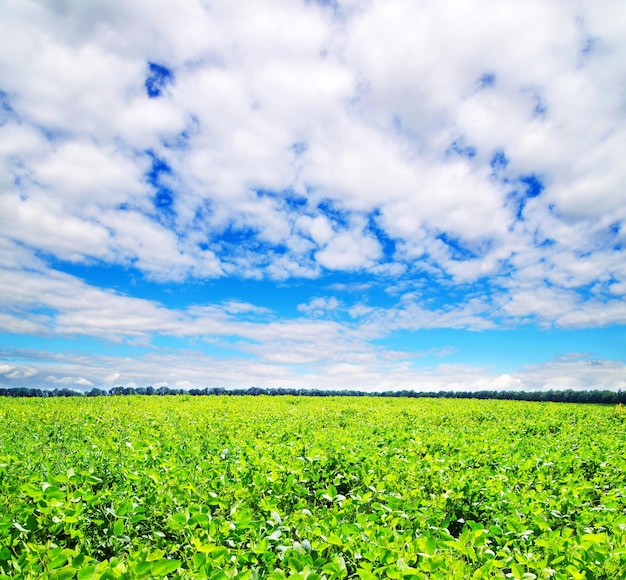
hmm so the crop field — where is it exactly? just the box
[0,396,625,580]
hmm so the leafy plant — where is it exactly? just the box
[0,396,624,579]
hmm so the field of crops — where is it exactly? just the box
[1,396,625,579]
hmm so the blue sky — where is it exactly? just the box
[0,0,625,391]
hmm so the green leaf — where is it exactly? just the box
[151,558,181,577]
[49,567,77,580]
[77,566,98,580]
[327,533,343,546]
[72,554,86,568]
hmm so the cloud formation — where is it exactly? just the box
[0,0,625,390]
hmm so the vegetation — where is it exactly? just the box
[0,396,625,579]
[1,386,626,406]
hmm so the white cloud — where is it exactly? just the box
[1,0,623,296]
[1,364,38,380]
[297,296,341,316]
[316,228,382,270]
[74,377,94,387]
[105,372,121,384]
[32,141,148,209]
[0,193,113,262]
[515,357,626,391]
[0,0,625,391]
[2,347,624,393]
[100,209,196,280]
[296,215,334,247]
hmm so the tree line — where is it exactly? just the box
[0,385,625,404]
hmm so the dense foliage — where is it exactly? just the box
[1,387,625,406]
[1,396,625,579]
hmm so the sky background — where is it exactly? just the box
[1,0,625,392]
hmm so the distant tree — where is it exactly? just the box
[0,385,622,404]
[53,388,82,397]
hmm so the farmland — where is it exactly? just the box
[0,396,625,579]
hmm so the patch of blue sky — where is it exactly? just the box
[535,236,556,248]
[146,151,171,182]
[43,259,149,297]
[608,222,624,251]
[490,149,509,172]
[445,139,477,160]
[145,151,176,218]
[167,277,286,314]
[255,188,308,210]
[245,270,404,320]
[520,174,544,198]
[378,269,494,313]
[291,141,307,155]
[284,272,393,314]
[532,93,547,119]
[573,280,614,302]
[35,248,489,325]
[40,257,311,315]
[436,232,481,261]
[446,278,493,301]
[145,62,174,98]
[217,223,264,250]
[366,209,396,260]
[316,198,351,229]
[376,326,626,374]
[508,173,545,220]
[154,188,174,213]
[478,72,496,89]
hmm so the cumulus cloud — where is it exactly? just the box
[2,0,624,290]
[2,347,624,393]
[0,0,624,390]
[315,229,382,270]
[297,296,341,317]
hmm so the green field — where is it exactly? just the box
[1,396,625,579]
